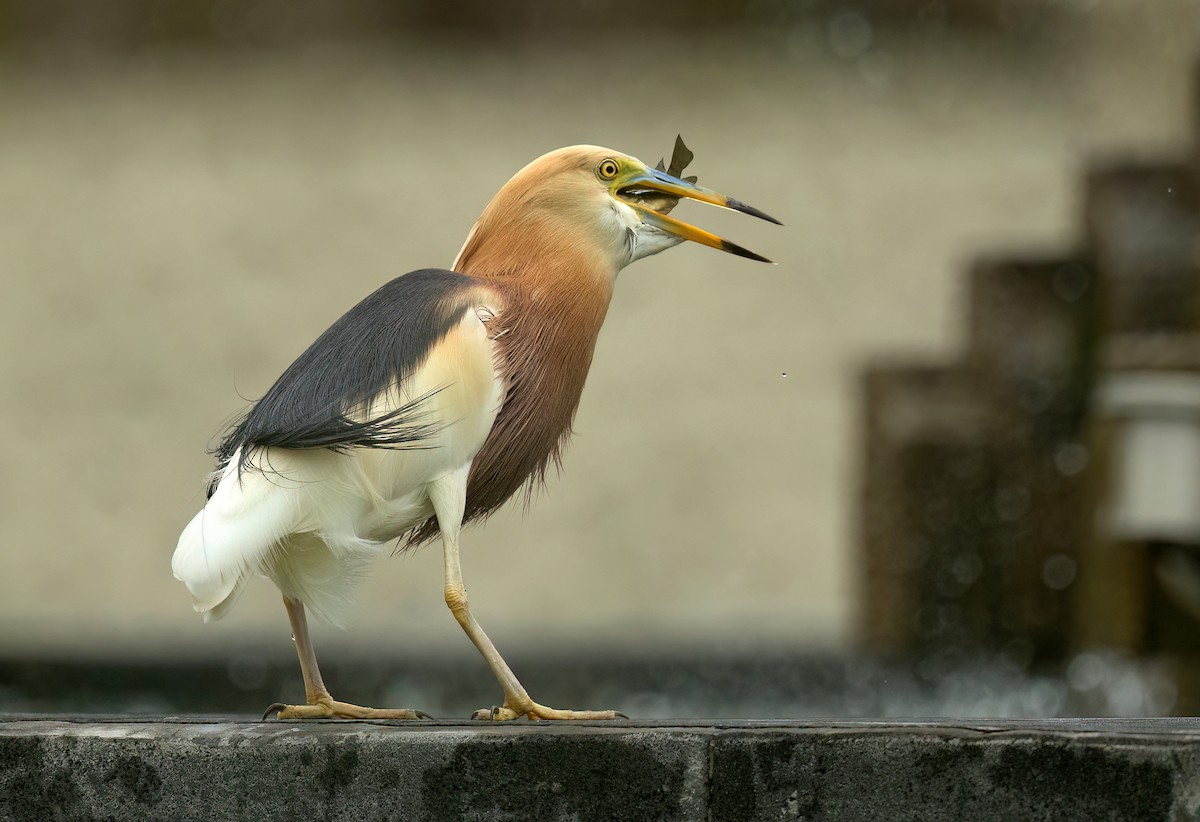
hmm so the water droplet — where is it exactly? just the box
[827,10,872,59]
[951,553,983,586]
[781,372,789,378]
[227,653,268,691]
[858,50,893,89]
[1052,261,1091,303]
[1054,442,1089,476]
[1066,651,1107,691]
[1042,554,1077,590]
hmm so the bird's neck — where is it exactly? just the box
[454,226,617,527]
[456,217,616,338]
[464,240,614,402]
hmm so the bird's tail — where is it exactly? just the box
[171,450,302,622]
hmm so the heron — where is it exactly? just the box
[172,140,779,721]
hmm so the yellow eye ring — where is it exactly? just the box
[597,159,619,179]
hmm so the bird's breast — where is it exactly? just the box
[454,283,610,530]
[352,302,505,533]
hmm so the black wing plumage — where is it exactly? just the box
[210,268,482,496]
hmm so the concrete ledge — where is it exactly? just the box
[2,717,1199,821]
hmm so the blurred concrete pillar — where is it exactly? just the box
[1099,369,1200,543]
[1194,58,1200,173]
[1081,338,1200,667]
[1072,158,1200,667]
[1070,168,1200,726]
[964,256,1096,659]
[859,257,1094,661]
[859,365,996,657]
[1073,150,1200,662]
[1084,161,1200,333]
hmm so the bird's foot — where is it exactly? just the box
[263,697,431,720]
[471,698,627,721]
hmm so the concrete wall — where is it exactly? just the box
[3,718,1198,821]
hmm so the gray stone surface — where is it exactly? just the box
[2,717,1198,821]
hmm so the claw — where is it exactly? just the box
[262,702,286,720]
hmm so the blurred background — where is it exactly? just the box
[3,0,1200,718]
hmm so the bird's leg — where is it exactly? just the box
[446,541,623,720]
[429,469,623,721]
[263,597,429,720]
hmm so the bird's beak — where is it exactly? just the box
[615,166,781,263]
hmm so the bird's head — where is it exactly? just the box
[454,145,779,279]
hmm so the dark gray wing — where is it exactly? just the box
[210,268,483,496]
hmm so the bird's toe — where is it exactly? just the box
[263,699,430,720]
[470,700,626,721]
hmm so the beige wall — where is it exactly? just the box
[2,4,1198,660]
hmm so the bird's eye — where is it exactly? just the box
[597,159,620,180]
